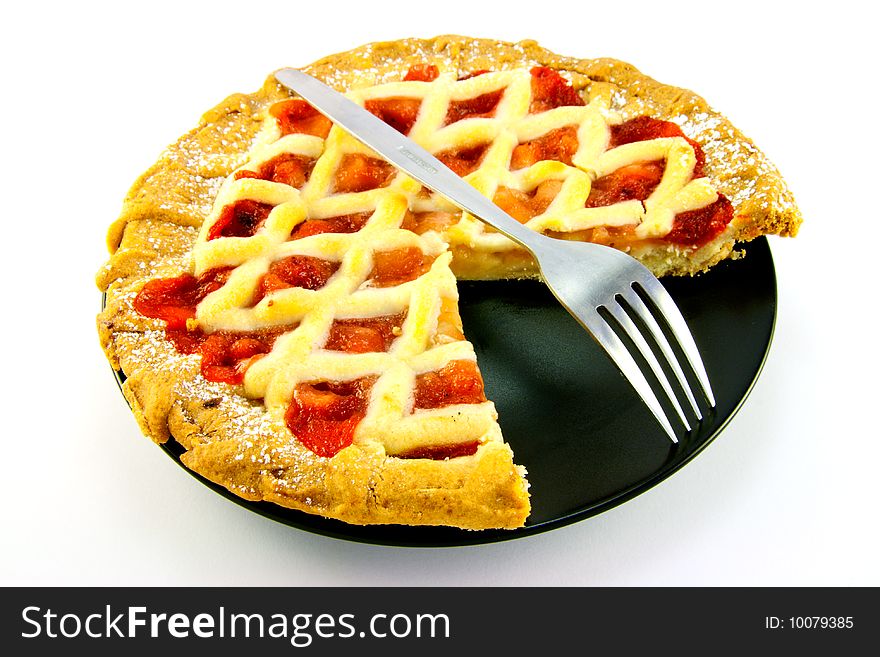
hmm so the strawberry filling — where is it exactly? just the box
[134,267,233,331]
[444,89,504,125]
[289,212,372,239]
[333,154,396,193]
[234,153,316,189]
[510,126,580,169]
[252,256,339,304]
[434,143,490,177]
[400,210,459,235]
[414,360,486,409]
[403,64,439,82]
[367,247,432,287]
[365,97,422,135]
[196,326,290,385]
[324,312,407,353]
[493,181,564,223]
[529,66,585,113]
[586,161,666,208]
[269,99,332,138]
[665,195,734,247]
[207,200,273,240]
[285,378,375,457]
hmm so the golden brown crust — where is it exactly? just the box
[97,35,799,530]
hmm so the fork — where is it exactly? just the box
[275,68,716,442]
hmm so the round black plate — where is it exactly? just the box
[111,238,776,547]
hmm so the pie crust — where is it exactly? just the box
[96,36,800,530]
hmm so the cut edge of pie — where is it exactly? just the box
[96,35,801,530]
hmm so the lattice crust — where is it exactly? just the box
[189,65,723,457]
[244,68,738,281]
[351,70,716,245]
[194,134,494,457]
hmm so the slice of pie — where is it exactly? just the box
[96,36,801,530]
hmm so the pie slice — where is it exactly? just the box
[96,36,801,530]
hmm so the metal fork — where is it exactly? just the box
[275,69,716,442]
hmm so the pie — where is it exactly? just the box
[96,36,801,530]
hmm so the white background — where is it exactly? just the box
[2,0,877,586]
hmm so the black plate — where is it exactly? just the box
[111,237,776,547]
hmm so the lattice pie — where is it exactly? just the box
[96,37,801,530]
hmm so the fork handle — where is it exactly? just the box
[274,68,543,254]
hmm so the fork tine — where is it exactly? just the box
[634,278,716,407]
[604,301,691,432]
[619,288,702,420]
[579,309,679,443]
